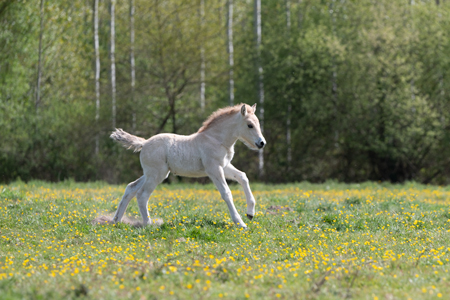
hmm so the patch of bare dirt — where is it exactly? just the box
[265,205,294,215]
[92,215,163,228]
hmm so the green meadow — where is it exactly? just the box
[1,181,450,299]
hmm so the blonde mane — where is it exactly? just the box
[198,103,253,133]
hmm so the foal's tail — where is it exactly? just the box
[110,128,146,152]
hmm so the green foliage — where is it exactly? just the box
[1,0,450,183]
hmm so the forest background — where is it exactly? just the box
[1,0,450,185]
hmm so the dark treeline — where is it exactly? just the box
[1,0,450,184]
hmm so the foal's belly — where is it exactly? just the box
[166,141,206,178]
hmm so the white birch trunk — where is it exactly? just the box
[410,0,416,103]
[94,0,101,154]
[436,0,444,101]
[111,0,117,129]
[286,0,292,167]
[130,0,136,131]
[227,0,234,106]
[200,0,206,111]
[36,0,44,113]
[298,0,303,29]
[255,0,264,177]
[329,0,338,148]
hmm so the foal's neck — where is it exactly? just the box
[200,114,239,150]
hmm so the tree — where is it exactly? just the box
[199,0,206,112]
[227,0,234,106]
[130,0,136,131]
[254,0,264,177]
[94,0,100,154]
[110,0,117,129]
[36,0,44,113]
[285,0,292,168]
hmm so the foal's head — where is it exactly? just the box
[238,104,266,150]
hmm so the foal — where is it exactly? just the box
[110,103,266,228]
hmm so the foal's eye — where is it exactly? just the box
[247,124,254,129]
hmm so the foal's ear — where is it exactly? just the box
[241,104,247,116]
[251,103,257,113]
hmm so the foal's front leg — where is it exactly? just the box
[224,164,256,220]
[205,165,247,228]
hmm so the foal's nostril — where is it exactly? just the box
[256,141,265,149]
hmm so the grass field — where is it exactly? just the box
[1,180,450,299]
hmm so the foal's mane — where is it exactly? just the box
[198,103,253,133]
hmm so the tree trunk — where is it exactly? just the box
[410,0,416,103]
[171,97,176,134]
[436,0,444,103]
[329,0,338,148]
[285,0,292,167]
[130,0,136,131]
[110,0,116,129]
[298,0,303,29]
[227,0,234,106]
[200,0,206,112]
[94,0,100,154]
[36,0,44,113]
[254,0,264,178]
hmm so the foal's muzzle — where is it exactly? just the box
[256,137,266,149]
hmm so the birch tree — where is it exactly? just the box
[94,0,100,154]
[254,0,264,177]
[436,0,444,101]
[227,0,234,106]
[36,0,44,113]
[298,0,303,28]
[410,0,416,102]
[110,0,116,129]
[329,0,338,148]
[285,0,292,167]
[130,0,136,131]
[199,0,206,111]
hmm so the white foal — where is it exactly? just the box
[110,103,266,229]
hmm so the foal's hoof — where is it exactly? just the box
[246,214,254,220]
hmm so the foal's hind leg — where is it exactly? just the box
[136,168,169,225]
[113,176,145,223]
